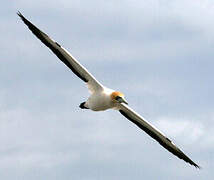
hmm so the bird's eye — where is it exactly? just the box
[115,96,121,100]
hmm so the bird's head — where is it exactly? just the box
[111,91,128,105]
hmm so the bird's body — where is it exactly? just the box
[18,12,200,168]
[85,87,115,111]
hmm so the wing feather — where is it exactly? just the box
[119,103,200,168]
[17,12,103,93]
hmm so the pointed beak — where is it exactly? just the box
[117,97,128,105]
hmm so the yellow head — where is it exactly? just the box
[111,91,128,104]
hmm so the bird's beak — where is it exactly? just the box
[117,97,128,105]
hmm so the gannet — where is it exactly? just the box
[17,12,200,168]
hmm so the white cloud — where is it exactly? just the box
[1,0,214,179]
[155,116,204,145]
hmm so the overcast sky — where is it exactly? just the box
[1,0,214,179]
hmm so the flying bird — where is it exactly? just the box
[17,12,200,168]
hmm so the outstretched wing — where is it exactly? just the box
[118,103,200,168]
[17,12,103,93]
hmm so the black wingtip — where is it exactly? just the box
[17,11,22,18]
[17,11,28,22]
[195,164,201,169]
[190,160,201,169]
[17,11,25,22]
[186,158,200,169]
